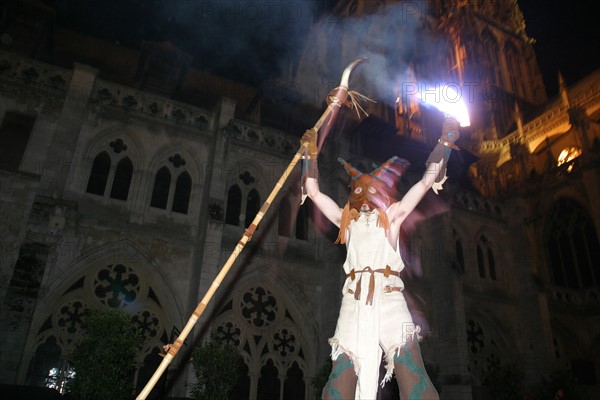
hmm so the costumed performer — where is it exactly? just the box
[300,115,461,399]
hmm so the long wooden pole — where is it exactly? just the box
[135,58,367,400]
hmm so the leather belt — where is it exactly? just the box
[346,265,400,305]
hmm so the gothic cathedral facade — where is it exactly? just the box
[1,1,598,399]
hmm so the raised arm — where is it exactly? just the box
[387,160,442,224]
[305,177,343,227]
[388,115,461,225]
[300,129,343,227]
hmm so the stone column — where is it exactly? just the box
[40,63,98,196]
[249,371,259,400]
[191,96,236,314]
[424,212,472,400]
[512,198,555,387]
[163,98,235,396]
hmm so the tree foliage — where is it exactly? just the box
[67,309,143,400]
[191,333,243,400]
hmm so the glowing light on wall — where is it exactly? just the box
[557,147,582,165]
[557,147,582,172]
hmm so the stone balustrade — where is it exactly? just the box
[0,50,73,97]
[547,285,600,305]
[229,119,297,156]
[90,78,215,131]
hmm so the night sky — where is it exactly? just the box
[43,0,599,95]
[518,0,599,96]
[44,0,330,85]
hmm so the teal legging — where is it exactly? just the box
[322,342,439,400]
[322,354,357,400]
[393,340,439,400]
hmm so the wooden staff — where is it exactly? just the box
[135,58,367,400]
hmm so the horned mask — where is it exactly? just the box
[335,156,409,244]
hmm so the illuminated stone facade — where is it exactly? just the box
[1,1,599,399]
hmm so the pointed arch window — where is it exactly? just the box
[226,170,262,228]
[245,189,261,228]
[85,140,137,203]
[172,171,191,214]
[488,247,496,280]
[455,238,465,272]
[505,42,526,97]
[226,185,242,225]
[546,199,600,289]
[283,361,305,400]
[257,359,279,400]
[476,245,485,278]
[135,348,167,397]
[149,157,194,215]
[477,234,497,280]
[452,228,466,273]
[481,30,502,86]
[24,265,171,398]
[26,336,63,388]
[295,203,308,240]
[278,199,292,237]
[214,285,307,400]
[230,361,250,399]
[86,151,111,195]
[150,167,171,209]
[110,157,133,200]
[278,195,307,240]
[0,111,36,171]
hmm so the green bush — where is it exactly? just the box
[67,309,143,400]
[191,333,242,400]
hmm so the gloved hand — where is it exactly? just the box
[300,129,318,159]
[426,115,461,190]
[440,116,460,150]
[426,116,460,166]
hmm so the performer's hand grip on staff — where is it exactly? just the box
[301,129,319,159]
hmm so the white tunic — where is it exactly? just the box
[329,210,420,399]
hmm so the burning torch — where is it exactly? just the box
[410,83,470,193]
